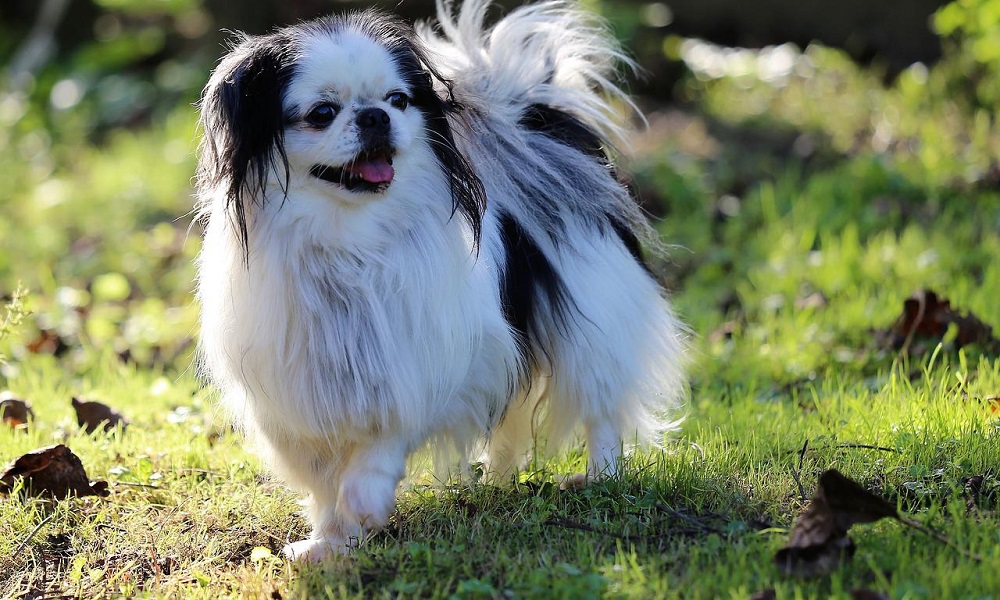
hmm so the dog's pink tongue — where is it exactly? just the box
[345,156,394,184]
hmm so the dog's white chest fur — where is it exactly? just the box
[198,196,517,447]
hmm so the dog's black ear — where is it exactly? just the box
[409,68,487,249]
[197,34,292,254]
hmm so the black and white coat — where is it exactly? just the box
[195,0,687,561]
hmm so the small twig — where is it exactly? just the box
[899,291,928,357]
[257,525,291,547]
[114,481,161,489]
[791,439,809,503]
[833,443,900,454]
[653,503,724,535]
[543,517,631,541]
[783,442,900,456]
[897,515,983,562]
[13,512,57,556]
[179,468,221,477]
[542,516,708,542]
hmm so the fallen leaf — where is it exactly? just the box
[25,329,71,357]
[775,469,898,577]
[71,396,128,434]
[0,444,110,499]
[961,474,992,512]
[880,289,1000,355]
[1,391,34,430]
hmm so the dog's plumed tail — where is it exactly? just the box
[422,0,637,150]
[421,1,688,472]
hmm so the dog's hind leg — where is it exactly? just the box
[538,238,687,489]
[482,377,547,483]
[544,361,629,489]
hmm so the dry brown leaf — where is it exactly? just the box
[71,396,128,434]
[0,444,109,499]
[25,329,70,357]
[881,289,1000,355]
[1,391,34,430]
[775,469,898,577]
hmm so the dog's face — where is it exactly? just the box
[196,12,485,251]
[283,29,422,197]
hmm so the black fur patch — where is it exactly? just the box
[607,213,647,267]
[520,104,653,273]
[497,211,575,367]
[519,103,609,165]
[198,32,296,256]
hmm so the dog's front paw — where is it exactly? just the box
[281,537,352,563]
[559,468,616,491]
[559,473,590,490]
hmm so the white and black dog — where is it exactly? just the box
[195,0,687,561]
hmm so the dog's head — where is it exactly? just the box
[197,11,485,253]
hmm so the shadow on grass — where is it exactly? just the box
[286,467,776,598]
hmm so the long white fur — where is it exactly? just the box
[196,0,687,562]
[424,0,640,149]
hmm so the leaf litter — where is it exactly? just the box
[1,390,33,431]
[879,289,1000,355]
[0,444,109,499]
[775,469,982,578]
[71,396,128,434]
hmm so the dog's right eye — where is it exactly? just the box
[305,103,338,128]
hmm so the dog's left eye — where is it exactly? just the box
[385,92,409,110]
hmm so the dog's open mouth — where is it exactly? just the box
[310,150,395,194]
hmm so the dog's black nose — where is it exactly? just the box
[356,108,390,130]
[356,107,393,150]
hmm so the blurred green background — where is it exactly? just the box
[1,0,998,382]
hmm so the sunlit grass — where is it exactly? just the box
[2,7,1000,596]
[1,351,997,598]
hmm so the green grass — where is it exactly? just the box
[1,355,997,598]
[3,8,1000,597]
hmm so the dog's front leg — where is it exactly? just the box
[282,437,408,562]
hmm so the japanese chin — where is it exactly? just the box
[195,0,687,562]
